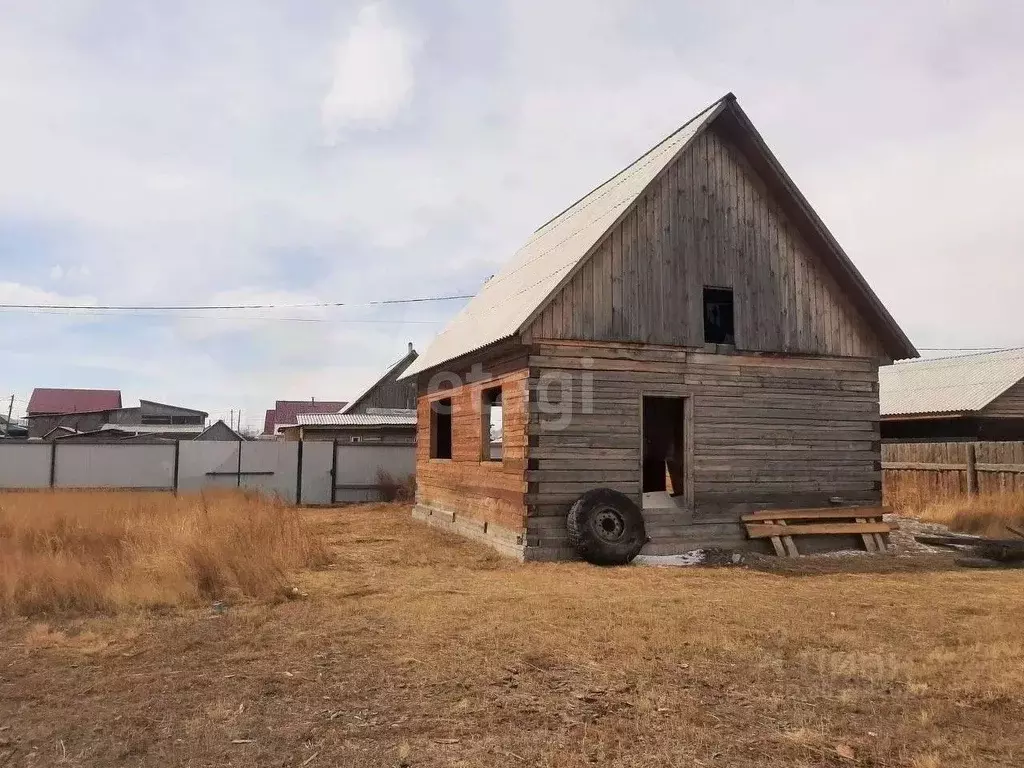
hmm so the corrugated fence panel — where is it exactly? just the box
[0,443,53,488]
[301,442,334,505]
[54,444,175,489]
[177,441,240,492]
[334,444,415,502]
[240,442,299,504]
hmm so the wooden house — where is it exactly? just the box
[400,93,917,560]
[881,348,1024,442]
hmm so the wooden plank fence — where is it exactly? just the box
[882,442,1024,505]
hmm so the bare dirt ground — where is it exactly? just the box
[2,504,1023,767]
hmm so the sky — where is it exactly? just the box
[1,0,1022,430]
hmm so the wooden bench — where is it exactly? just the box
[741,506,893,557]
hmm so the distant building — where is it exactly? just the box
[881,348,1024,442]
[26,389,209,440]
[26,388,123,438]
[280,408,417,443]
[277,345,419,443]
[262,399,347,437]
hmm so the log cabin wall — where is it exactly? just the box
[527,124,887,360]
[413,345,531,558]
[525,341,880,560]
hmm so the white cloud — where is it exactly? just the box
[49,265,64,280]
[320,3,418,142]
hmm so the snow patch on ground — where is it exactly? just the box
[632,551,706,567]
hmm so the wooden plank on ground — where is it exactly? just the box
[741,506,889,522]
[745,521,892,539]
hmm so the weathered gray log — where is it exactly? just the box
[914,534,1024,564]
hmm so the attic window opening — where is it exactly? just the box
[703,287,735,345]
[430,397,453,459]
[481,387,503,462]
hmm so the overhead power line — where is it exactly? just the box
[0,293,474,313]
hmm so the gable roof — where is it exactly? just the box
[404,93,915,379]
[195,419,245,441]
[341,345,418,414]
[880,348,1024,417]
[28,388,122,415]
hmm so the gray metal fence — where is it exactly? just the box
[0,440,414,504]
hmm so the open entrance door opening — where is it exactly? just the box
[641,396,689,508]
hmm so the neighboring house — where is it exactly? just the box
[400,92,916,560]
[262,400,348,437]
[195,419,246,441]
[341,344,419,415]
[26,388,123,438]
[280,408,417,443]
[108,400,208,427]
[277,345,419,442]
[54,419,244,443]
[880,348,1024,442]
[28,389,209,440]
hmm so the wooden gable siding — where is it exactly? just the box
[526,341,880,556]
[347,366,417,414]
[528,126,886,359]
[983,379,1024,418]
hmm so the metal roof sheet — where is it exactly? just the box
[293,410,417,428]
[402,96,728,379]
[99,423,206,434]
[879,348,1024,417]
[28,388,122,415]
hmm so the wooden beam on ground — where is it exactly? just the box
[741,506,889,522]
[745,521,892,539]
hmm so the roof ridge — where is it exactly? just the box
[529,93,733,237]
[889,346,1024,366]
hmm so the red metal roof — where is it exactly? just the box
[262,400,347,435]
[28,388,122,415]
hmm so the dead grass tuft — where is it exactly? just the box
[0,490,329,615]
[908,491,1024,538]
[374,469,416,503]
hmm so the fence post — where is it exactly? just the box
[49,441,57,488]
[295,439,304,506]
[966,443,979,496]
[330,439,338,505]
[236,439,243,489]
[172,440,181,495]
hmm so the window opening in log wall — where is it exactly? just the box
[430,397,453,459]
[481,387,503,462]
[703,287,735,344]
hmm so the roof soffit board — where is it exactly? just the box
[401,95,731,379]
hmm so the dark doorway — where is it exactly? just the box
[641,396,687,495]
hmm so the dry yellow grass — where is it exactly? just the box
[0,490,328,615]
[917,492,1024,538]
[1,499,1023,766]
[888,486,1024,538]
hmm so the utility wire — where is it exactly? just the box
[0,293,474,312]
[0,308,442,324]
